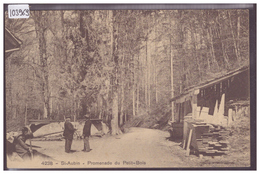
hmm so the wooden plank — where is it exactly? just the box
[218,93,225,125]
[219,140,229,144]
[232,110,236,121]
[220,148,229,151]
[192,94,198,119]
[200,107,209,122]
[202,133,214,136]
[186,129,193,156]
[206,150,217,153]
[228,108,233,126]
[198,148,206,152]
[213,99,219,123]
[197,107,201,118]
[208,141,217,145]
[214,143,222,147]
[206,147,214,150]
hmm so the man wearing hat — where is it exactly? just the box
[14,127,33,160]
[63,116,77,153]
[82,114,92,152]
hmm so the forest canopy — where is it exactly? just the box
[5,9,249,131]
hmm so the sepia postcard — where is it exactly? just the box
[4,4,256,170]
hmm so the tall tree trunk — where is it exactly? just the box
[132,55,136,117]
[217,11,230,68]
[33,11,50,119]
[111,92,121,134]
[191,27,202,82]
[120,81,124,125]
[145,38,148,111]
[147,31,151,109]
[136,54,140,115]
[170,35,174,121]
[120,44,125,125]
[228,11,241,64]
[208,27,219,70]
[110,10,121,135]
[237,10,241,63]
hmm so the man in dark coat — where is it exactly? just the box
[14,127,33,160]
[82,114,92,152]
[63,116,76,153]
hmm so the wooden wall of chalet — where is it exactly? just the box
[197,69,249,117]
[175,100,192,122]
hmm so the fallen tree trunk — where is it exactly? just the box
[33,131,63,138]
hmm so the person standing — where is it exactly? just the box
[82,115,92,152]
[63,116,76,153]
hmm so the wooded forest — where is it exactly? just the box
[5,9,249,133]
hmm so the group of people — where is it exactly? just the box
[63,114,92,153]
[12,114,92,161]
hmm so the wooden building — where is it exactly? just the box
[170,65,249,131]
[169,66,249,156]
[5,28,22,58]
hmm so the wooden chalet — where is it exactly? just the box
[169,66,250,156]
[170,65,249,126]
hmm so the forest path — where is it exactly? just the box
[10,128,193,168]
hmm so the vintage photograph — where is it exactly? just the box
[4,4,255,169]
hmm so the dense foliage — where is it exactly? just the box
[5,9,249,131]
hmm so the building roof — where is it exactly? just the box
[5,28,22,57]
[170,65,249,102]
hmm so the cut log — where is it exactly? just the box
[33,131,63,138]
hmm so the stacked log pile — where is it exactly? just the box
[196,125,229,156]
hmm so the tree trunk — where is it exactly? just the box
[120,36,125,125]
[132,60,135,117]
[110,10,121,135]
[170,36,174,121]
[228,11,241,63]
[145,38,148,110]
[217,11,230,68]
[136,54,140,115]
[120,81,124,125]
[208,27,219,70]
[33,11,50,119]
[147,34,151,109]
[111,91,121,135]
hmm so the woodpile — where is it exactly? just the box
[195,124,229,156]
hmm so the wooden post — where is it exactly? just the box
[183,100,187,118]
[228,108,233,126]
[232,109,236,121]
[192,90,199,119]
[29,139,33,160]
[172,101,175,122]
[186,129,193,156]
[183,120,188,149]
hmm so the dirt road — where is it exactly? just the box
[8,127,194,169]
